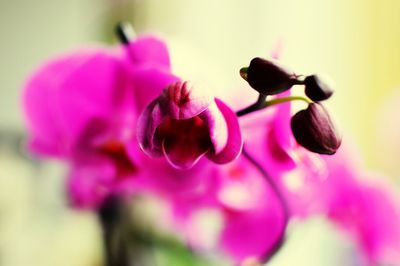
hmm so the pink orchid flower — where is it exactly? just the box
[168,155,286,263]
[249,94,400,264]
[320,141,400,265]
[245,92,400,264]
[252,95,400,265]
[217,155,287,263]
[24,30,400,266]
[239,91,327,217]
[137,80,243,170]
[215,92,325,263]
[23,35,178,208]
[165,91,324,264]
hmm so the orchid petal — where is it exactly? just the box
[126,35,171,68]
[219,156,286,263]
[264,91,297,171]
[23,48,132,156]
[158,81,213,120]
[137,99,165,156]
[199,101,228,155]
[320,143,400,264]
[132,66,180,112]
[137,154,220,198]
[207,98,243,164]
[67,154,116,209]
[221,202,285,263]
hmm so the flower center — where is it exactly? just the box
[98,140,137,178]
[155,116,212,169]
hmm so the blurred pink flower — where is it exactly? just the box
[137,80,243,169]
[240,92,327,217]
[166,153,286,263]
[320,142,400,265]
[217,92,326,262]
[23,36,179,208]
[217,154,286,263]
[227,95,400,264]
[167,91,325,263]
[258,97,400,264]
[23,31,400,266]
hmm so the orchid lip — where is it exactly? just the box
[155,116,213,170]
[137,81,243,169]
[161,138,211,170]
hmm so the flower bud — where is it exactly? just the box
[291,103,341,155]
[304,75,334,102]
[245,57,297,95]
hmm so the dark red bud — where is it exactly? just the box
[304,75,334,102]
[246,57,297,95]
[291,103,341,155]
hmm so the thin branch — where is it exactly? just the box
[241,146,290,263]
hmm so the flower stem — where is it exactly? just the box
[98,195,130,266]
[236,94,267,117]
[264,95,311,107]
[242,146,289,263]
[236,95,311,117]
[115,21,136,45]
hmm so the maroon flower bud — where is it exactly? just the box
[291,103,341,155]
[304,75,334,102]
[245,57,298,95]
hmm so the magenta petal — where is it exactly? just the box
[137,152,220,198]
[125,35,171,68]
[221,203,285,263]
[67,155,116,209]
[207,98,243,164]
[199,101,228,154]
[264,126,296,172]
[263,91,297,172]
[56,51,131,137]
[320,145,400,264]
[23,48,132,156]
[219,157,286,263]
[137,99,165,156]
[159,81,213,120]
[326,176,400,264]
[132,66,180,112]
[161,137,210,170]
[23,51,83,156]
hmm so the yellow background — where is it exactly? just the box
[0,1,399,265]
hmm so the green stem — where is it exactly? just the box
[263,95,311,107]
[236,95,311,117]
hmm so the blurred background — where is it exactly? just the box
[1,0,400,265]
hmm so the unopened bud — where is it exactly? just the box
[291,103,341,155]
[244,57,297,95]
[304,75,334,102]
